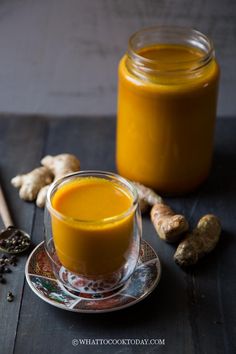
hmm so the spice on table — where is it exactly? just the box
[0,276,6,284]
[0,254,18,285]
[132,181,163,213]
[11,166,53,202]
[9,255,17,266]
[151,203,189,243]
[132,181,189,242]
[0,254,18,303]
[0,228,30,253]
[7,291,14,302]
[11,153,81,208]
[174,214,221,266]
[4,266,11,273]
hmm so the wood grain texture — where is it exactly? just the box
[0,116,235,354]
[0,117,47,354]
[0,0,235,117]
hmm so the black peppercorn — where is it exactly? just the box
[0,277,6,284]
[4,267,11,273]
[7,292,14,302]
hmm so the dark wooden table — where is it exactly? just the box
[0,116,235,354]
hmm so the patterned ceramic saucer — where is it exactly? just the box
[25,240,161,313]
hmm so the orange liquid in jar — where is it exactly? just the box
[116,44,220,194]
[51,177,134,276]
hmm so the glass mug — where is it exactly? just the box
[116,26,220,195]
[44,171,141,295]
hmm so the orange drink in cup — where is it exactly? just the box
[44,171,141,294]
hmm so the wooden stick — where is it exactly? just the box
[0,184,13,227]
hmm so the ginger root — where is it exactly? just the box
[174,214,221,267]
[36,185,51,208]
[41,154,80,179]
[11,167,53,201]
[36,153,80,207]
[11,153,80,208]
[132,182,163,213]
[151,203,189,243]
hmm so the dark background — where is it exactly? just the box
[0,0,235,117]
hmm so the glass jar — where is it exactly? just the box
[44,170,141,295]
[116,26,220,195]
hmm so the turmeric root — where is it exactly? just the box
[151,203,189,243]
[174,214,221,267]
[133,181,188,242]
[11,167,53,201]
[132,182,163,213]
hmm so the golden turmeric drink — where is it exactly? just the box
[116,27,219,194]
[51,177,134,276]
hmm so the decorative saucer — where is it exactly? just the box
[25,240,161,313]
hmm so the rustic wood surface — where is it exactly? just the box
[0,116,235,354]
[0,0,235,117]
